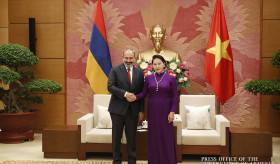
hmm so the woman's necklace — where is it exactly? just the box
[154,72,166,92]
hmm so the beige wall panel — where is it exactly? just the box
[0,0,8,27]
[261,95,280,133]
[32,94,65,129]
[0,28,8,44]
[36,24,64,58]
[8,0,64,23]
[9,23,64,58]
[8,24,29,47]
[261,58,280,79]
[34,59,65,93]
[263,0,280,19]
[262,20,280,57]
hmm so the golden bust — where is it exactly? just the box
[138,24,180,62]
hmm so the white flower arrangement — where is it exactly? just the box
[140,62,148,70]
[169,62,177,70]
[134,59,191,91]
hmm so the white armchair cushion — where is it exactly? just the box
[180,95,216,129]
[185,105,211,130]
[182,129,220,145]
[86,128,112,143]
[96,105,112,129]
[77,113,94,143]
[173,114,182,145]
[216,115,230,145]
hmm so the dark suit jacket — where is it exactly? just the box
[108,63,145,116]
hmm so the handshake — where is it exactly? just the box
[126,92,136,102]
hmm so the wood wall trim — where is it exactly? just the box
[8,24,29,47]
[0,0,9,110]
[260,0,263,129]
[0,0,8,27]
[262,20,280,57]
[8,0,64,23]
[9,23,65,58]
[263,0,280,19]
[260,95,280,132]
[8,0,66,129]
[34,59,66,93]
[32,94,66,130]
[0,28,8,44]
[261,0,280,133]
[64,0,67,126]
[261,58,280,80]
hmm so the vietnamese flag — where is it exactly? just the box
[204,0,235,105]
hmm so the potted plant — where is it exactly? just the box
[244,50,280,110]
[0,43,62,143]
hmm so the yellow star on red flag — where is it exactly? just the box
[206,33,232,68]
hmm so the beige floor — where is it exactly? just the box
[0,134,279,164]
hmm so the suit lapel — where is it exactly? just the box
[131,67,138,90]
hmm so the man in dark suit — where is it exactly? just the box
[108,49,145,164]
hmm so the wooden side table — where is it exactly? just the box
[42,125,78,158]
[229,128,272,162]
[135,129,148,160]
[121,129,148,161]
[122,127,178,161]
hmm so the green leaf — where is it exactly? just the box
[24,79,63,93]
[244,79,280,95]
[272,102,280,110]
[0,67,21,84]
[26,96,43,104]
[18,92,43,104]
[18,92,29,99]
[0,44,39,68]
[18,70,36,79]
[271,49,280,68]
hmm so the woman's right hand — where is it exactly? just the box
[168,112,175,124]
[126,93,136,102]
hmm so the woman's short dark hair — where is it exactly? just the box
[152,55,166,65]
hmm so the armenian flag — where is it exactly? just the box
[86,0,112,94]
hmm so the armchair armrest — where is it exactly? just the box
[77,113,94,143]
[215,115,230,146]
[173,114,182,145]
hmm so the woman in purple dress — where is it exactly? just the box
[136,55,177,164]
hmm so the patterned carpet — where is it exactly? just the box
[1,161,148,164]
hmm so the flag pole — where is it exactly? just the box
[216,97,220,114]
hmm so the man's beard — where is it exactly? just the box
[124,62,133,68]
[154,41,162,53]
